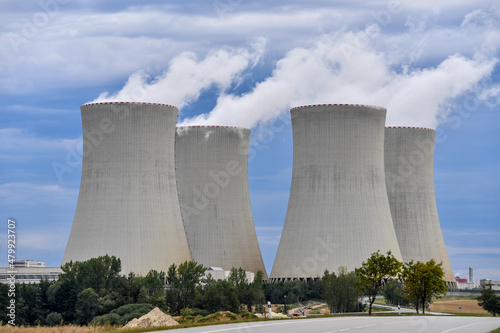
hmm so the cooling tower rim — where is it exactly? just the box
[386,126,436,132]
[81,102,178,110]
[177,125,250,131]
[290,103,386,111]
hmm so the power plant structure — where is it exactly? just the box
[63,102,192,275]
[270,104,404,281]
[175,126,268,279]
[61,100,456,283]
[384,127,456,286]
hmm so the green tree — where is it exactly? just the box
[251,270,266,313]
[45,312,63,326]
[355,251,402,315]
[382,279,408,306]
[0,283,10,323]
[166,261,206,315]
[138,269,166,298]
[477,282,500,316]
[322,267,361,313]
[401,259,447,314]
[202,280,240,313]
[228,267,250,312]
[75,288,99,325]
[17,283,47,325]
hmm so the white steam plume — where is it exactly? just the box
[93,30,498,130]
[92,38,267,108]
[182,31,496,129]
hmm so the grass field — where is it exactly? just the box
[0,324,120,333]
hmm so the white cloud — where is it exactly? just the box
[178,32,497,128]
[447,246,500,256]
[0,128,81,159]
[0,182,78,206]
[92,38,267,108]
[16,227,70,251]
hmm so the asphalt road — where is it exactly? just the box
[160,316,500,333]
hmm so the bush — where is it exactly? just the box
[180,307,194,317]
[191,308,210,317]
[196,312,222,323]
[121,311,147,324]
[91,303,154,326]
[110,303,154,316]
[90,313,121,326]
[45,312,63,326]
[240,312,257,319]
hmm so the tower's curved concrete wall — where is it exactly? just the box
[270,104,403,281]
[63,102,192,275]
[384,127,455,284]
[176,126,268,279]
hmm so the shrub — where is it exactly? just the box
[110,303,154,316]
[180,307,194,317]
[121,311,147,324]
[191,308,210,317]
[90,313,121,326]
[45,312,63,326]
[241,312,257,319]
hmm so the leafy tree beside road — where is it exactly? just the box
[477,282,500,316]
[355,251,402,315]
[401,259,447,314]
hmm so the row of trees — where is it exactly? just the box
[354,251,448,315]
[0,256,324,326]
[1,251,456,326]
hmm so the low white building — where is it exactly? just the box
[0,260,62,284]
[480,279,500,291]
[204,267,254,283]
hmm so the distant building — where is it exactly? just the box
[12,260,46,268]
[455,276,479,290]
[204,267,254,283]
[0,260,62,284]
[480,279,500,291]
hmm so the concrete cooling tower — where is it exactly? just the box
[63,102,192,275]
[384,127,455,286]
[175,126,268,279]
[270,104,403,281]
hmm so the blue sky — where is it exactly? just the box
[0,0,499,281]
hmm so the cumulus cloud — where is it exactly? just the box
[182,31,497,128]
[89,8,499,129]
[92,38,266,108]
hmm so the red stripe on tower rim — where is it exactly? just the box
[290,104,386,111]
[386,126,436,132]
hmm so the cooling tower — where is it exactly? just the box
[175,126,268,279]
[63,102,192,275]
[270,104,403,281]
[384,127,455,286]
